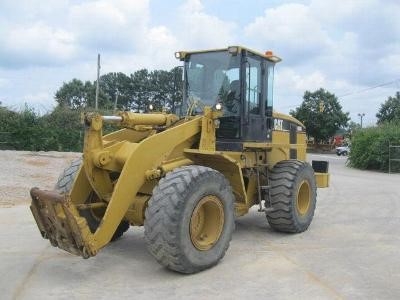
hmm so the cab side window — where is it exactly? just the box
[245,56,262,115]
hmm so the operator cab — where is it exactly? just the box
[175,46,281,151]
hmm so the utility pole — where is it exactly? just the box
[358,113,365,128]
[95,54,101,110]
[114,89,119,112]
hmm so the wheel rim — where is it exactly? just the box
[190,195,224,251]
[296,180,311,216]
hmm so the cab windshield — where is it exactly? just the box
[182,50,241,116]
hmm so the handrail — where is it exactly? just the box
[389,143,400,174]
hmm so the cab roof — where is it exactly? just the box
[175,45,282,63]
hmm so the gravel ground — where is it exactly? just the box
[1,151,400,299]
[0,150,81,207]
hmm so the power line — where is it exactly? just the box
[338,78,400,98]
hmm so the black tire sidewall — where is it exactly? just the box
[291,164,317,231]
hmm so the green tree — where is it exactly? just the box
[290,88,349,143]
[129,69,151,112]
[150,70,172,110]
[99,72,132,110]
[376,91,400,124]
[149,67,183,112]
[85,81,111,109]
[55,79,90,109]
[167,67,183,112]
[54,68,183,112]
[55,79,110,110]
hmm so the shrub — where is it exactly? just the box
[0,106,18,149]
[41,106,83,152]
[349,122,400,172]
[0,105,119,152]
[0,105,45,151]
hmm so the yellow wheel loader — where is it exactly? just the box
[30,46,329,274]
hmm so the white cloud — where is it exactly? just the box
[0,0,398,126]
[69,1,127,27]
[0,22,77,67]
[67,0,150,53]
[309,0,367,24]
[243,0,399,125]
[244,3,331,63]
[0,0,70,23]
[295,70,326,92]
[96,0,237,71]
[272,68,328,114]
[22,91,56,111]
[177,0,236,49]
[141,26,179,68]
[308,0,400,79]
[377,53,400,76]
[0,78,9,88]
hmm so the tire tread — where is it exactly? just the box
[144,165,234,273]
[267,160,317,233]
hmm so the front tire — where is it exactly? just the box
[267,160,317,233]
[144,166,235,274]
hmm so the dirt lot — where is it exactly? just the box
[0,151,80,207]
[1,151,400,299]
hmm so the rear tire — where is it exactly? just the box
[267,160,317,233]
[144,165,235,274]
[55,158,129,241]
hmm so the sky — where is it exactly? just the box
[0,0,399,125]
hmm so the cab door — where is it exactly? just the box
[242,55,266,142]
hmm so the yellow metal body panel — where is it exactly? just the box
[30,108,331,258]
[30,107,330,258]
[315,173,330,188]
[184,149,247,203]
[30,44,330,260]
[83,114,203,249]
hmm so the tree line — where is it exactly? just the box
[55,67,183,112]
[0,67,182,152]
[0,105,83,151]
[0,65,399,172]
[290,89,400,172]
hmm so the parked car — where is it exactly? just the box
[336,145,350,156]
